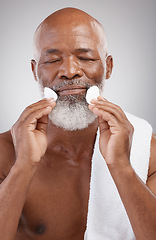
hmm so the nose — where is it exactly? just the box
[58,56,83,80]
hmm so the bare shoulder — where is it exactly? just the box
[0,130,15,182]
[146,133,156,195]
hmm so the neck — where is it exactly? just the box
[47,118,98,154]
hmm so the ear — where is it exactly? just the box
[105,55,113,79]
[31,59,38,81]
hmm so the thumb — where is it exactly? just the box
[36,115,49,134]
[98,116,109,134]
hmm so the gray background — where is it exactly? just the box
[0,0,155,133]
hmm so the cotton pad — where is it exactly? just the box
[86,86,100,104]
[44,87,58,101]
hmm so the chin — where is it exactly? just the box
[49,97,96,131]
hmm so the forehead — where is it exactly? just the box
[35,21,102,55]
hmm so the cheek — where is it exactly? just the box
[37,65,57,86]
[83,62,104,84]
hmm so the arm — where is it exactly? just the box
[0,98,55,240]
[89,97,156,240]
[146,134,156,196]
[0,157,37,240]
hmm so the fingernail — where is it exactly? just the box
[88,104,94,110]
[98,96,107,101]
[46,106,52,109]
[49,98,55,102]
[90,98,97,104]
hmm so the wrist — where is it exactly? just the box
[108,161,135,190]
[16,151,41,165]
[13,158,38,178]
[107,156,133,176]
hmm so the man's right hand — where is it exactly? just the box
[11,99,56,167]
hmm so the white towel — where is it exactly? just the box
[84,112,152,240]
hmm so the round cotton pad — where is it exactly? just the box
[86,86,100,104]
[44,87,58,101]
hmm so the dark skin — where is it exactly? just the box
[0,8,156,240]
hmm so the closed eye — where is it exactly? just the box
[78,57,96,61]
[45,59,61,64]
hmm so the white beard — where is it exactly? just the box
[49,96,97,131]
[38,80,105,131]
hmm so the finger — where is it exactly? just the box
[92,96,126,119]
[98,97,128,121]
[29,98,55,108]
[98,116,109,133]
[91,107,118,127]
[36,115,49,134]
[25,98,54,111]
[25,106,53,131]
[19,99,56,122]
[89,98,127,123]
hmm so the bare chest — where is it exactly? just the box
[15,158,91,240]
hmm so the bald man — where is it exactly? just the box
[0,7,156,240]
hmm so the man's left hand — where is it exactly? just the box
[89,96,134,168]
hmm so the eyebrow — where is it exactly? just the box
[45,49,61,55]
[75,48,94,53]
[44,48,94,55]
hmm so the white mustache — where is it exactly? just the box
[52,79,93,92]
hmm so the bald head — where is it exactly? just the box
[33,7,108,62]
